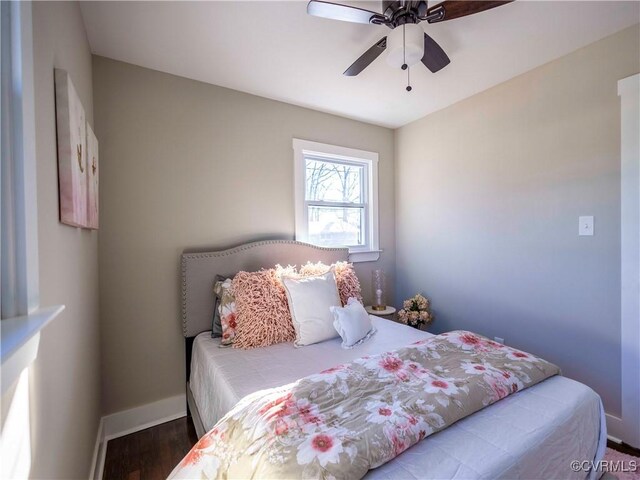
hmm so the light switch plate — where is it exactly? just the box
[579,216,594,236]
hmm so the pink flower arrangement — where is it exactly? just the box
[397,294,433,329]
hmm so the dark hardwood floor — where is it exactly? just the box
[608,439,640,457]
[102,416,640,479]
[103,417,198,480]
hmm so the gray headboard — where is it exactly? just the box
[181,240,349,337]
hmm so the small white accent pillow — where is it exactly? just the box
[282,270,342,347]
[330,297,376,349]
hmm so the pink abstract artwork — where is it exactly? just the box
[55,69,87,227]
[86,123,99,229]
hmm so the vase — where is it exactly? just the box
[371,269,386,311]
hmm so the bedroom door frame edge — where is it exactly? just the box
[617,73,640,449]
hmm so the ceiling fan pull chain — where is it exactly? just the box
[403,24,406,66]
[402,24,411,92]
[401,24,408,71]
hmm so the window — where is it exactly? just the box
[293,139,380,262]
[1,0,39,320]
[1,1,63,396]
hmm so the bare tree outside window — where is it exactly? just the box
[305,158,365,247]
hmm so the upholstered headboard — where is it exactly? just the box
[180,240,349,337]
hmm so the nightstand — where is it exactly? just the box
[365,306,397,321]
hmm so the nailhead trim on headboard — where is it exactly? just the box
[180,240,349,337]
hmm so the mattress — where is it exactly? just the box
[190,317,606,479]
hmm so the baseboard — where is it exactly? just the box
[89,418,104,480]
[608,434,623,444]
[91,393,186,479]
[101,393,187,440]
[605,413,624,442]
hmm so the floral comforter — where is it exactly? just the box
[170,331,559,479]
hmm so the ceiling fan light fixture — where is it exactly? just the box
[386,23,424,69]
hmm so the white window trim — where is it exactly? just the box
[293,138,380,263]
[1,1,63,395]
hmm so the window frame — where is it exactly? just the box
[1,1,63,395]
[293,138,380,263]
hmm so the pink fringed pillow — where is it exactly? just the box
[298,261,363,306]
[231,269,296,349]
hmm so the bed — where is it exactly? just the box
[181,240,607,479]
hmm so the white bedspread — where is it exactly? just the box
[190,317,606,479]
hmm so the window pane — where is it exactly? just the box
[307,206,364,247]
[305,158,363,203]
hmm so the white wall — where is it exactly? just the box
[92,56,395,415]
[395,24,640,416]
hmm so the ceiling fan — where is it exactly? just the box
[307,0,513,90]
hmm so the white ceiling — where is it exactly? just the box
[80,1,639,128]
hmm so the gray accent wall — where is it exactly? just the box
[92,56,395,415]
[31,2,100,477]
[395,24,640,416]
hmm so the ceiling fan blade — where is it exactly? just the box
[343,37,387,76]
[307,0,388,24]
[426,1,513,23]
[421,33,450,73]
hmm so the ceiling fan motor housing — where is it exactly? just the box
[382,1,427,26]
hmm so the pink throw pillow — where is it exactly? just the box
[231,269,296,349]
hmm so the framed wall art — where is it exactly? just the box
[55,68,87,227]
[86,123,99,229]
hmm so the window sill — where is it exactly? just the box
[1,305,65,394]
[349,249,381,263]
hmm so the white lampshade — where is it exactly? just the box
[386,24,424,69]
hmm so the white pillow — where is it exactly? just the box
[282,270,342,347]
[330,297,376,348]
